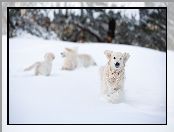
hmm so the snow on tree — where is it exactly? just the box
[2,2,167,51]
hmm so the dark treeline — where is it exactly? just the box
[9,9,166,51]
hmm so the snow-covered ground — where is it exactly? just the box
[8,35,166,124]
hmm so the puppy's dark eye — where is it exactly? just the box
[120,58,122,60]
[113,57,116,59]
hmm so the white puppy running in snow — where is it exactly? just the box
[60,47,96,70]
[24,52,55,76]
[100,50,130,103]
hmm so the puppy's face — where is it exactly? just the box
[60,48,77,58]
[44,53,55,61]
[104,50,130,71]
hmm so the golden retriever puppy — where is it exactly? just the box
[24,52,55,76]
[60,47,96,70]
[100,50,130,103]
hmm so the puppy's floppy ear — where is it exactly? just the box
[44,53,55,60]
[50,53,55,60]
[123,52,130,63]
[104,50,113,60]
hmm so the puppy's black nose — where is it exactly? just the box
[115,62,120,67]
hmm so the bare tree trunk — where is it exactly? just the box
[105,18,116,43]
[73,21,104,42]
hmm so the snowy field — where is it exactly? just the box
[8,36,166,124]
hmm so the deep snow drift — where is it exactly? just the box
[8,36,166,124]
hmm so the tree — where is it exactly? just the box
[139,9,166,51]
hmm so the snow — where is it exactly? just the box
[105,9,140,20]
[32,2,144,21]
[7,35,166,124]
[93,12,101,19]
[70,9,81,16]
[42,8,140,21]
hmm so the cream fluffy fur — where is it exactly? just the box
[100,50,130,103]
[24,52,55,76]
[61,47,96,70]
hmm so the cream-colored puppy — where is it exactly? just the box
[61,47,96,70]
[100,50,130,103]
[24,52,55,76]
